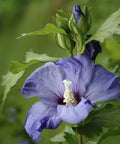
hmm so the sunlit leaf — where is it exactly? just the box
[25,51,60,63]
[86,9,120,43]
[17,23,67,39]
[10,51,60,74]
[0,71,25,112]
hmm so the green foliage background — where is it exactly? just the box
[0,0,120,144]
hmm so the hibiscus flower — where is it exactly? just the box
[20,54,120,140]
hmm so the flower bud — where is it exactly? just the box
[72,4,84,24]
[84,35,102,60]
[72,4,90,34]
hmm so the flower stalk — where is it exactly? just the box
[79,134,83,144]
[78,122,83,144]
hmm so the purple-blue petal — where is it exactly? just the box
[57,97,91,124]
[20,62,65,106]
[85,65,120,103]
[25,101,62,141]
[56,55,95,97]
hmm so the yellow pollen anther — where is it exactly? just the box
[63,80,77,106]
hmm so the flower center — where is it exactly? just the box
[63,79,78,106]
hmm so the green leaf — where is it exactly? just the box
[50,126,75,143]
[74,104,120,138]
[86,8,120,43]
[97,127,120,144]
[0,71,25,113]
[17,23,67,39]
[10,51,60,74]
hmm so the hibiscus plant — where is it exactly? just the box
[1,4,120,144]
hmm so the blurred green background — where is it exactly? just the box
[0,0,120,144]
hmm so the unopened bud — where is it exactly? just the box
[84,35,102,60]
[72,4,90,34]
[72,4,84,24]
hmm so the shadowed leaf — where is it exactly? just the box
[50,126,75,143]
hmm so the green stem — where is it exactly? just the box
[80,45,85,54]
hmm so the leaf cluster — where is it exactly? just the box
[73,104,120,143]
[51,104,120,144]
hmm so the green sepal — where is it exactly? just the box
[68,14,82,35]
[56,33,74,55]
[77,7,91,34]
[56,33,70,49]
[68,14,87,54]
[55,13,69,31]
[55,10,69,32]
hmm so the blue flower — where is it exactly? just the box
[20,55,120,140]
